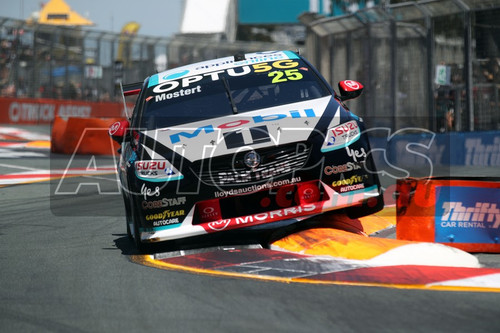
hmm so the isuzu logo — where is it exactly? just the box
[244,151,261,169]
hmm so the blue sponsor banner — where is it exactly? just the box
[368,130,500,169]
[435,186,500,244]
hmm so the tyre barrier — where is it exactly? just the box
[51,116,123,155]
[396,177,500,253]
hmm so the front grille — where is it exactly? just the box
[191,180,325,225]
[191,143,311,186]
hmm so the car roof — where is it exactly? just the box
[147,50,300,88]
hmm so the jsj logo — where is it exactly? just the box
[440,202,500,228]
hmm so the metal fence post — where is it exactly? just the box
[463,6,474,131]
[32,25,38,97]
[390,19,397,131]
[364,24,373,122]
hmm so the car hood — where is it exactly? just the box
[141,96,339,162]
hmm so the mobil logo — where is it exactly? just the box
[169,108,317,144]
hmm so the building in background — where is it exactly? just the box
[1,0,498,134]
[27,0,94,26]
[301,0,500,133]
[176,0,380,45]
[179,0,237,42]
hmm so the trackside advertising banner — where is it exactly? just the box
[0,97,130,124]
[369,130,500,167]
[435,186,500,244]
[396,177,500,253]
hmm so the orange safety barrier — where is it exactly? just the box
[396,177,500,253]
[51,116,124,155]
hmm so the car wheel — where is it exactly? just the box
[345,193,384,219]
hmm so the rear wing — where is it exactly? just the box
[120,82,142,118]
[122,82,143,96]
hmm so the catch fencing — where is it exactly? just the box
[301,0,500,132]
[2,1,500,134]
[0,17,294,104]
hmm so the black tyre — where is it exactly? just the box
[345,193,384,219]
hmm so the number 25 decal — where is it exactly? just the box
[268,69,303,83]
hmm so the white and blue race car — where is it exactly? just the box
[109,50,384,252]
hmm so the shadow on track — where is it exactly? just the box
[111,213,351,256]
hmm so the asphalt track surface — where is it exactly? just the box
[1,125,500,332]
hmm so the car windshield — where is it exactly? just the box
[140,58,331,129]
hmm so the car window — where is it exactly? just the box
[141,59,330,129]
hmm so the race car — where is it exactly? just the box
[109,50,384,252]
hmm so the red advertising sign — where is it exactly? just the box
[0,97,132,124]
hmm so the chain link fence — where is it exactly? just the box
[301,0,500,132]
[0,18,294,103]
[2,1,500,133]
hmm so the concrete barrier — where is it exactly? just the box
[396,177,500,253]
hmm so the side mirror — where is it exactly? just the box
[109,120,130,143]
[338,80,364,101]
